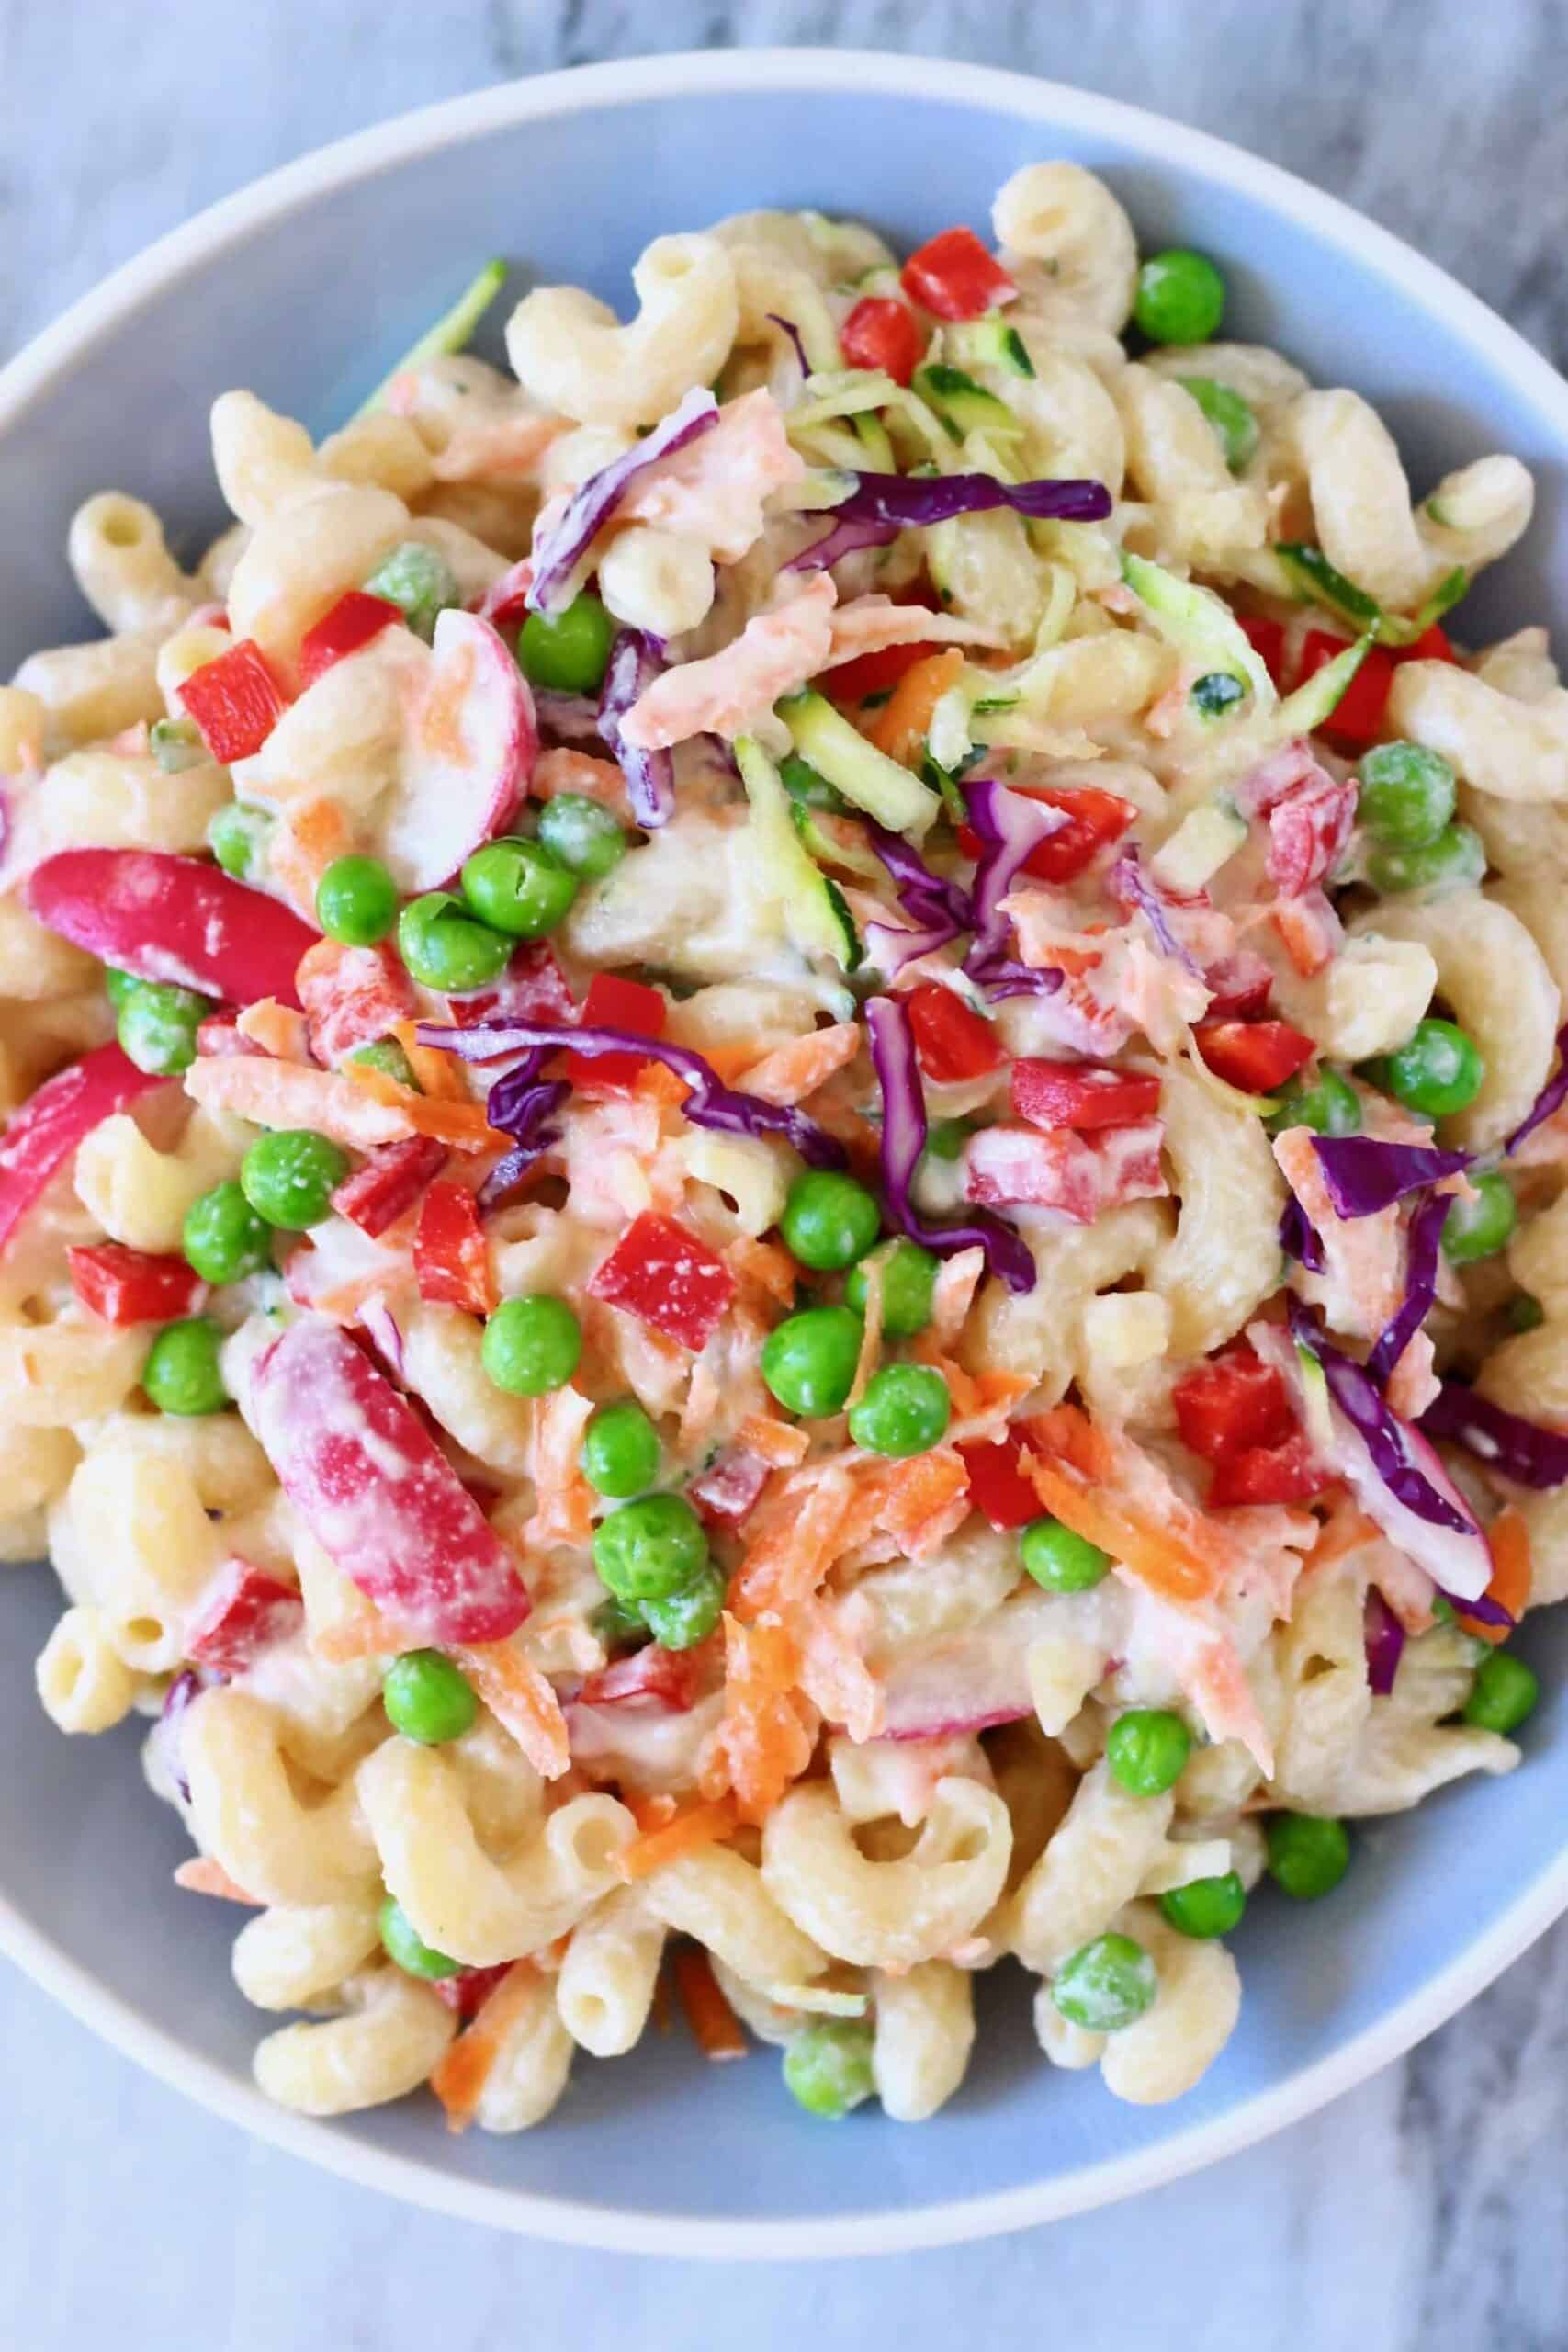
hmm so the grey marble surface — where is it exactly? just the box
[3,4,1567,2345]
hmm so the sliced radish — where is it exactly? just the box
[0,1044,164,1258]
[378,610,537,892]
[27,850,318,1007]
[875,1589,1057,1740]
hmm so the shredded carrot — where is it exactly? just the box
[1466,1507,1533,1645]
[792,1593,884,1742]
[732,1461,859,1618]
[868,647,964,764]
[737,1022,863,1105]
[390,1020,469,1102]
[930,1245,986,1347]
[310,1610,400,1663]
[673,1945,748,2061]
[615,1795,739,1881]
[857,1445,972,1556]
[173,1856,262,1905]
[626,1792,679,1836]
[525,1385,596,1550]
[846,1253,886,1408]
[724,1235,796,1309]
[1310,1500,1382,1570]
[1022,1404,1232,1605]
[705,1615,815,1827]
[235,997,311,1061]
[269,798,352,913]
[431,1962,539,2132]
[344,1059,510,1152]
[460,1641,571,1779]
[734,1414,809,1468]
[634,1059,691,1113]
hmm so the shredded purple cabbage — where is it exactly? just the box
[1441,1584,1516,1629]
[866,825,971,933]
[974,960,1066,1002]
[1366,1191,1450,1387]
[1287,1296,1472,1535]
[1280,1193,1326,1274]
[477,1070,571,1211]
[1309,1135,1470,1219]
[159,1668,212,1804]
[1503,1020,1568,1157]
[532,688,605,747]
[1363,1585,1406,1697]
[1108,845,1201,976]
[526,386,717,614]
[1419,1380,1568,1490]
[765,311,810,379]
[864,994,1035,1293]
[862,917,965,979]
[962,776,1070,972]
[356,1295,408,1382]
[785,512,902,574]
[599,628,675,829]
[417,1019,846,1170]
[818,469,1112,532]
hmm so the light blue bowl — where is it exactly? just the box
[2,51,1565,2256]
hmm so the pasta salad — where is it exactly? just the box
[6,161,1567,2135]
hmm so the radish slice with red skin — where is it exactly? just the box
[27,850,318,1008]
[250,1313,530,1645]
[0,1043,164,1257]
[377,610,538,892]
[874,1589,1062,1741]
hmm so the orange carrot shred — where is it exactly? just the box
[431,1962,539,2132]
[868,647,964,764]
[391,1020,469,1102]
[615,1796,739,1881]
[460,1642,571,1779]
[737,1022,863,1106]
[173,1857,262,1905]
[344,1059,510,1151]
[673,1946,748,2061]
[732,1463,859,1619]
[1466,1507,1532,1644]
[1021,1403,1230,1605]
[734,1414,809,1468]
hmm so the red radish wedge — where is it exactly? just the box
[27,850,318,1008]
[378,610,537,892]
[186,1559,306,1674]
[875,1589,1057,1741]
[0,1043,164,1257]
[250,1314,529,1645]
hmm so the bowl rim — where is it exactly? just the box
[6,43,1568,2260]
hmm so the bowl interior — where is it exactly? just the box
[3,57,1567,2251]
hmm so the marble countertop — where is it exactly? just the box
[4,3,1568,2344]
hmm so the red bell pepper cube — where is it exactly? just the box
[689,1447,772,1532]
[1173,1344,1296,1464]
[957,783,1136,884]
[1404,623,1457,663]
[906,984,1003,1083]
[1239,614,1288,684]
[446,943,576,1051]
[587,1212,735,1351]
[0,1044,164,1260]
[1193,1018,1315,1093]
[1207,1429,1328,1508]
[413,1179,496,1315]
[574,1638,713,1713]
[67,1241,206,1327]
[28,849,317,1011]
[1264,771,1357,898]
[333,1136,448,1238]
[298,591,402,688]
[562,972,668,1095]
[901,226,1017,321]
[955,1430,1041,1530]
[840,295,924,385]
[820,637,946,705]
[186,1558,306,1673]
[964,1120,1167,1223]
[296,938,418,1067]
[177,638,288,763]
[1296,629,1397,747]
[1201,951,1274,1020]
[434,1963,515,2020]
[1011,1058,1162,1133]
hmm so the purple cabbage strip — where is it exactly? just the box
[159,1667,214,1804]
[1363,1585,1406,1697]
[532,688,605,747]
[864,994,1035,1294]
[1419,1380,1568,1491]
[1441,1585,1515,1629]
[974,959,1065,1002]
[475,1059,571,1212]
[866,824,971,931]
[1366,1191,1450,1387]
[1309,1136,1470,1219]
[862,917,965,979]
[1503,1020,1568,1157]
[357,1295,408,1383]
[819,469,1112,531]
[599,628,675,829]
[1286,1295,1472,1535]
[785,512,902,574]
[764,311,810,379]
[1280,1193,1326,1275]
[417,1019,846,1170]
[962,775,1070,972]
[1108,845,1201,977]
[526,385,718,615]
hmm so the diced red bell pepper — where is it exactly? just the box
[1239,615,1287,683]
[1173,1344,1296,1464]
[689,1448,772,1532]
[1202,951,1274,1020]
[587,1212,735,1351]
[177,638,288,763]
[1193,1018,1315,1093]
[1265,770,1357,897]
[1208,1429,1328,1508]
[413,1179,496,1315]
[819,638,945,705]
[955,1430,1040,1530]
[446,943,575,1052]
[296,937,418,1067]
[434,1962,514,2020]
[957,784,1137,883]
[562,972,668,1095]
[906,984,1003,1083]
[1011,1058,1162,1133]
[840,295,924,385]
[0,1044,164,1259]
[250,1314,529,1644]
[1296,630,1397,747]
[28,850,317,1009]
[1271,888,1341,979]
[331,1136,447,1238]
[574,1638,714,1713]
[964,1119,1167,1223]
[901,226,1017,321]
[67,1241,206,1326]
[186,1558,306,1674]
[1404,623,1457,664]
[299,591,402,688]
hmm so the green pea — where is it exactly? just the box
[1266,1065,1361,1138]
[1160,1871,1247,1939]
[847,1362,951,1458]
[481,1295,581,1396]
[593,1593,648,1652]
[117,979,208,1076]
[581,1399,661,1498]
[1383,1019,1484,1119]
[1052,1932,1158,2032]
[921,1117,972,1163]
[1266,1812,1350,1900]
[1366,822,1486,900]
[182,1180,273,1285]
[1105,1708,1192,1796]
[208,800,274,880]
[1357,741,1456,847]
[592,1492,710,1605]
[363,540,459,642]
[142,1317,228,1417]
[639,1557,727,1651]
[780,752,850,814]
[780,1170,881,1273]
[378,1893,462,1981]
[397,890,512,992]
[1134,249,1226,345]
[1508,1293,1547,1334]
[149,717,205,774]
[782,2018,876,2119]
[345,1037,420,1090]
[383,1650,479,1745]
[1190,671,1246,719]
[536,792,627,880]
[517,592,615,694]
[1177,376,1258,469]
[460,836,579,938]
[242,1128,349,1230]
[761,1306,863,1418]
[1020,1515,1111,1593]
[1430,1593,1459,1626]
[1441,1170,1517,1265]
[315,854,399,946]
[1461,1648,1539,1735]
[844,1239,938,1339]
[103,967,138,1012]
